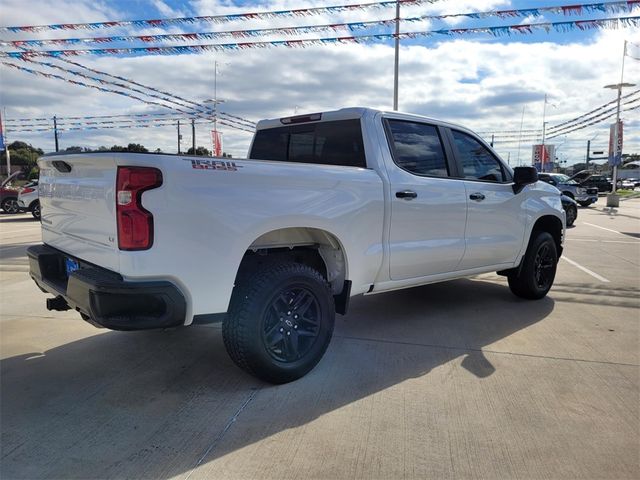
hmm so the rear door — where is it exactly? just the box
[384,118,467,280]
[445,129,526,270]
[38,154,120,271]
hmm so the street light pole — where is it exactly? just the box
[393,0,400,111]
[604,41,634,207]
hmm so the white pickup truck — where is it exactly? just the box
[29,107,564,383]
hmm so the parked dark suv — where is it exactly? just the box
[569,171,612,193]
[538,173,598,207]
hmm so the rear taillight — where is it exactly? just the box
[116,166,162,251]
[21,187,35,194]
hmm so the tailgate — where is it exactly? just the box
[38,154,119,271]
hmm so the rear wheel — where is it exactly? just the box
[31,201,41,220]
[223,262,335,384]
[508,231,558,300]
[1,198,19,214]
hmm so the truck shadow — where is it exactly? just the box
[0,279,553,479]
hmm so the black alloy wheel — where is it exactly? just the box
[533,243,555,291]
[262,286,321,363]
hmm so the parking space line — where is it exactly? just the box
[561,256,610,283]
[582,222,624,235]
[568,239,640,244]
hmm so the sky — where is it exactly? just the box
[0,0,638,166]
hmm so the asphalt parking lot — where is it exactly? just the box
[1,199,639,480]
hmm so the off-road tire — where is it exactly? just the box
[508,231,558,300]
[223,262,335,384]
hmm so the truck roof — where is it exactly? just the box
[255,107,476,137]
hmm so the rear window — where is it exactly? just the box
[249,119,366,168]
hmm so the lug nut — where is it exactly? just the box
[294,325,298,329]
[280,328,283,332]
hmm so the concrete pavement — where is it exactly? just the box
[1,200,638,479]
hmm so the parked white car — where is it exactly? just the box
[28,107,565,383]
[17,180,40,220]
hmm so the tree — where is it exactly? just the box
[0,141,44,167]
[64,146,84,153]
[126,143,148,153]
[186,146,211,156]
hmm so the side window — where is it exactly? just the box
[451,130,506,183]
[387,120,449,177]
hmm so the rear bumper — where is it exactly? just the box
[27,244,186,331]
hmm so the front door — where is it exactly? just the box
[447,129,526,270]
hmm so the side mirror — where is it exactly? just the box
[513,166,538,194]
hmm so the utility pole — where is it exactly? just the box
[53,115,59,152]
[393,0,400,110]
[191,118,196,154]
[1,109,10,176]
[516,106,525,166]
[586,139,591,169]
[541,94,547,146]
[177,120,181,154]
[214,60,218,144]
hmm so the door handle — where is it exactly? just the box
[469,192,485,201]
[396,190,418,200]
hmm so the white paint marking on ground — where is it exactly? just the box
[568,238,640,244]
[583,222,624,235]
[561,256,610,283]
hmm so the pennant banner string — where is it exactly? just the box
[5,111,187,123]
[46,57,256,126]
[3,1,638,47]
[6,119,254,133]
[0,0,435,33]
[2,16,638,58]
[547,88,640,132]
[0,61,260,130]
[546,96,640,136]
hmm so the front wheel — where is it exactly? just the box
[223,262,335,384]
[578,201,592,207]
[508,231,558,300]
[1,198,19,214]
